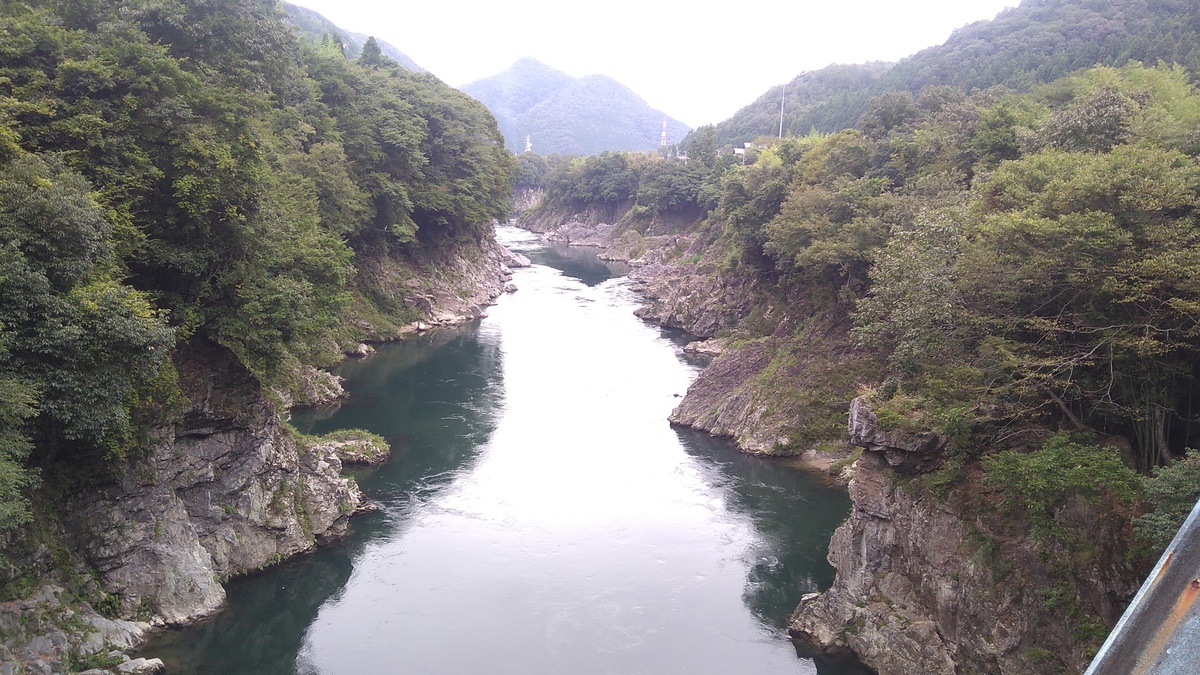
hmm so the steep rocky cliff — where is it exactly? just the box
[65,343,370,627]
[517,202,623,238]
[351,235,529,341]
[510,187,544,218]
[789,398,1140,675]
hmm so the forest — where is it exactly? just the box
[0,0,512,534]
[530,61,1200,568]
[707,0,1200,147]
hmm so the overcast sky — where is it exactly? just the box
[290,0,1023,127]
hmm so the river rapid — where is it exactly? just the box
[145,226,856,674]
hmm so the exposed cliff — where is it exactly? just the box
[789,398,1141,675]
[667,332,873,459]
[350,236,529,342]
[64,343,374,627]
[517,201,623,238]
[510,187,544,219]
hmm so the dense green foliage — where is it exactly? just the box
[983,434,1141,540]
[0,0,512,529]
[1135,451,1200,552]
[536,150,733,221]
[705,0,1200,147]
[461,58,690,155]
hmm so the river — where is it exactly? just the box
[145,226,857,674]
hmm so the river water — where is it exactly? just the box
[146,226,856,674]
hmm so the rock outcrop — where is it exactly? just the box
[311,432,391,467]
[846,397,946,471]
[517,202,620,236]
[669,339,790,454]
[789,397,1140,674]
[0,585,152,674]
[510,187,544,217]
[352,235,528,340]
[668,334,870,459]
[64,344,365,626]
[630,262,758,339]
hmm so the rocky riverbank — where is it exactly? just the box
[515,205,863,463]
[0,233,527,674]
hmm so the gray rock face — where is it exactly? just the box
[510,187,544,217]
[64,344,365,625]
[682,338,730,357]
[401,237,518,329]
[789,449,963,674]
[848,396,946,470]
[116,657,165,674]
[544,220,616,246]
[517,202,618,235]
[499,246,531,269]
[275,365,347,408]
[668,340,790,454]
[0,585,149,674]
[790,397,1139,675]
[630,262,757,339]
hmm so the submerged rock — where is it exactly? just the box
[311,433,391,467]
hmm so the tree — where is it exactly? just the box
[359,36,385,68]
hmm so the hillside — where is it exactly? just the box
[283,1,424,71]
[710,0,1200,146]
[0,0,515,668]
[462,58,691,155]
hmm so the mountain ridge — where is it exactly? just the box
[462,58,691,155]
[283,2,424,72]
[708,0,1200,147]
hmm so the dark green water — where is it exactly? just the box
[145,227,856,674]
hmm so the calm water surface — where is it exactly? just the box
[147,226,855,674]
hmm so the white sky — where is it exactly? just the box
[290,0,1022,127]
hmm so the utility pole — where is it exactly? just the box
[779,84,786,138]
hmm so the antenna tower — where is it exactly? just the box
[779,84,786,138]
[660,117,668,147]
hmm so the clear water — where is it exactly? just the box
[145,226,857,674]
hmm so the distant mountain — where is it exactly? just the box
[462,58,690,155]
[711,0,1200,146]
[283,2,424,72]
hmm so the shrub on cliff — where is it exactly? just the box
[1135,451,1200,554]
[982,434,1142,541]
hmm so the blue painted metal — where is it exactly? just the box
[1086,497,1200,675]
